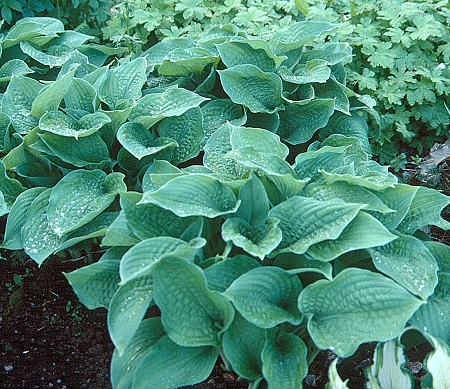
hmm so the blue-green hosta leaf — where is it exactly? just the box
[307,212,397,262]
[140,38,196,70]
[293,145,347,181]
[153,257,235,347]
[157,107,204,165]
[64,260,120,310]
[245,111,280,133]
[110,318,166,389]
[269,196,364,254]
[0,193,7,217]
[120,191,199,241]
[0,59,33,83]
[260,173,309,205]
[1,187,47,250]
[132,335,219,389]
[410,242,450,345]
[270,21,338,55]
[273,253,333,280]
[277,98,335,144]
[320,112,371,156]
[397,186,450,234]
[301,43,353,66]
[102,211,141,247]
[325,360,350,389]
[119,236,205,284]
[38,132,110,167]
[222,313,265,380]
[141,160,186,192]
[368,234,438,300]
[298,268,424,358]
[108,274,154,354]
[63,78,97,113]
[304,181,394,214]
[201,99,246,142]
[369,184,419,230]
[216,40,286,72]
[30,71,75,117]
[321,134,370,164]
[158,47,220,77]
[1,75,42,134]
[97,57,147,109]
[365,339,414,389]
[314,77,351,114]
[222,217,282,260]
[234,174,269,224]
[204,255,261,293]
[321,160,398,191]
[47,170,126,237]
[262,328,308,389]
[58,49,95,79]
[130,87,208,129]
[278,60,331,84]
[39,110,110,139]
[223,266,303,328]
[116,122,176,160]
[218,64,284,114]
[422,334,450,389]
[21,188,63,265]
[0,160,26,212]
[140,174,240,218]
[20,41,74,67]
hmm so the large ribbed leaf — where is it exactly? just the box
[102,211,141,247]
[277,98,335,144]
[262,328,308,389]
[222,313,265,380]
[130,88,208,129]
[278,60,331,84]
[269,196,364,254]
[117,122,176,160]
[0,59,33,83]
[132,335,219,389]
[140,174,240,218]
[63,78,97,113]
[397,186,450,234]
[307,212,397,261]
[0,160,26,213]
[298,268,424,357]
[108,274,154,354]
[218,65,284,113]
[47,170,126,236]
[64,260,120,310]
[119,236,205,283]
[158,47,219,77]
[368,234,438,300]
[223,266,303,328]
[273,253,333,280]
[314,77,350,114]
[97,57,147,109]
[153,258,235,347]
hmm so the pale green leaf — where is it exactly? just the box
[108,274,154,354]
[110,318,166,389]
[325,359,350,389]
[0,59,33,82]
[262,328,308,389]
[222,313,265,380]
[157,107,204,165]
[301,43,353,66]
[0,159,26,211]
[398,186,450,234]
[97,57,147,109]
[298,268,424,357]
[132,335,218,389]
[119,236,205,284]
[140,174,240,218]
[47,170,125,236]
[218,64,284,114]
[223,266,303,328]
[64,77,97,113]
[269,196,364,254]
[20,41,73,67]
[102,211,141,247]
[278,98,335,144]
[140,38,196,70]
[314,77,351,114]
[117,122,176,160]
[423,334,450,389]
[130,87,208,129]
[64,260,120,310]
[368,234,438,300]
[278,60,331,84]
[21,188,63,265]
[153,257,235,347]
[365,339,414,389]
[158,47,220,77]
[203,255,261,292]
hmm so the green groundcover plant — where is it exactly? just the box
[1,16,450,388]
[302,0,450,169]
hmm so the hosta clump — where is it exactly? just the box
[1,17,450,388]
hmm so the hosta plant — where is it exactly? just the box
[1,17,450,388]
